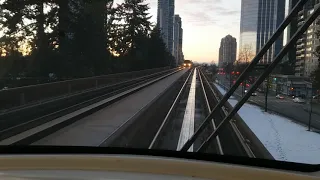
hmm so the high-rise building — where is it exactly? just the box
[239,0,285,64]
[218,43,223,67]
[173,15,182,65]
[284,0,299,66]
[295,0,319,77]
[219,35,237,67]
[178,27,184,64]
[157,0,175,55]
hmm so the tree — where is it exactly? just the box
[109,0,151,56]
[238,44,254,64]
[223,61,233,75]
[145,26,173,68]
[0,0,176,87]
[0,0,54,78]
[234,60,249,73]
[209,62,218,75]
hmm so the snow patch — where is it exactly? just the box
[214,83,320,164]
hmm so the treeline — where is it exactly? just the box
[0,0,174,87]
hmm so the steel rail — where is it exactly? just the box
[0,69,183,145]
[199,70,254,157]
[198,70,224,155]
[148,69,194,149]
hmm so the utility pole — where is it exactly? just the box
[242,82,244,97]
[229,65,232,90]
[308,82,313,131]
[265,76,269,112]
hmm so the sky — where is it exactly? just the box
[114,0,241,64]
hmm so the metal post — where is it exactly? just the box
[308,83,313,131]
[196,7,320,152]
[179,0,309,152]
[242,83,244,97]
[230,71,232,90]
[265,76,269,112]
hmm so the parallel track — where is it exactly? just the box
[148,67,253,157]
[0,66,268,159]
[199,69,254,157]
[0,69,182,145]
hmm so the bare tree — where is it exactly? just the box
[238,44,255,64]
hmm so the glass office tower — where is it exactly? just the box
[240,0,285,64]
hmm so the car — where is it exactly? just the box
[293,97,305,103]
[276,94,284,99]
[244,90,257,96]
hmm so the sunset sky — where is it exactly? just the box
[114,0,242,64]
[1,0,291,64]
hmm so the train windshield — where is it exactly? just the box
[0,0,320,172]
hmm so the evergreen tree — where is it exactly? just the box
[109,0,152,70]
[0,0,178,84]
[121,0,151,51]
[146,26,173,68]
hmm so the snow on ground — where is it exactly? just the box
[214,83,320,164]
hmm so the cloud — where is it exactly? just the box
[175,0,239,26]
[181,11,217,26]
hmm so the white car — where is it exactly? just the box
[244,90,257,96]
[293,97,305,103]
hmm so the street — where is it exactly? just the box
[216,74,320,130]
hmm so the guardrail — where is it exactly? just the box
[0,67,170,111]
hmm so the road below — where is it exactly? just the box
[216,74,320,131]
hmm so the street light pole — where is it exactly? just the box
[265,75,269,112]
[242,82,244,97]
[230,70,232,90]
[308,83,313,131]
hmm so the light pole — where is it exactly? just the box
[229,68,232,90]
[265,76,269,112]
[308,82,313,131]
